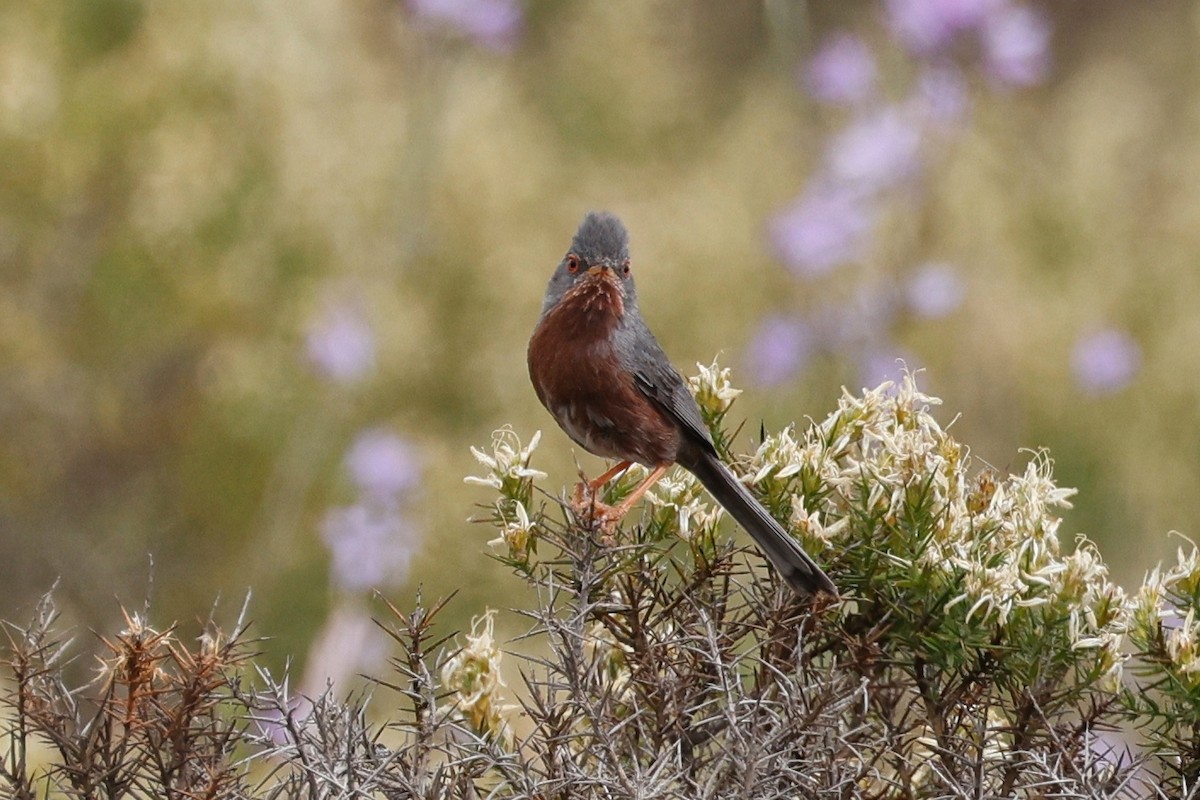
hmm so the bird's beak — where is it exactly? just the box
[587,263,620,281]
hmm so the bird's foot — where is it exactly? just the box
[570,481,626,544]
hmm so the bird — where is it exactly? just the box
[527,211,837,597]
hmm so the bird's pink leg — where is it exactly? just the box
[587,460,635,495]
[572,460,632,509]
[600,465,669,524]
[572,463,670,541]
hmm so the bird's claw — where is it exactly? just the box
[570,481,621,544]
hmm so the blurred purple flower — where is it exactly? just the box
[1087,729,1138,772]
[916,66,971,124]
[1072,328,1141,395]
[906,262,966,318]
[805,33,876,106]
[859,347,920,390]
[770,184,876,277]
[257,604,392,744]
[827,107,923,190]
[256,701,311,747]
[305,302,376,385]
[1161,605,1186,631]
[818,285,899,351]
[346,428,421,500]
[320,501,418,592]
[746,316,814,386]
[982,5,1051,86]
[884,0,1001,55]
[407,0,522,51]
[301,603,390,695]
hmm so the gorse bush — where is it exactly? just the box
[3,366,1199,797]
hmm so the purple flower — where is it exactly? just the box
[346,429,421,500]
[301,603,390,695]
[256,701,311,746]
[305,302,376,385]
[982,5,1051,86]
[916,66,970,124]
[818,285,898,351]
[827,107,923,190]
[407,0,523,51]
[320,501,418,592]
[906,262,965,318]
[884,0,1001,55]
[770,183,877,277]
[859,347,920,390]
[805,33,876,106]
[1087,729,1135,770]
[746,316,814,387]
[1072,328,1141,395]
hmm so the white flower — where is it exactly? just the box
[487,500,536,558]
[1131,568,1169,645]
[790,497,846,545]
[1165,609,1200,684]
[1163,541,1200,597]
[649,469,721,539]
[464,427,547,492]
[1053,539,1108,601]
[946,558,1027,625]
[688,358,743,416]
[1096,655,1125,694]
[441,610,511,740]
[748,427,809,484]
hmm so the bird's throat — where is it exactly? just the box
[555,276,624,334]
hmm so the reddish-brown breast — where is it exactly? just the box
[528,277,679,467]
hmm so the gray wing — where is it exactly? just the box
[616,315,717,453]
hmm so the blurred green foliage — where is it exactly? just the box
[2,0,1200,678]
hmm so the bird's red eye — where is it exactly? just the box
[566,254,580,273]
[622,259,631,275]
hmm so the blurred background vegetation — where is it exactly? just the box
[2,0,1198,687]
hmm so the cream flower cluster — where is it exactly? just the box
[466,427,546,563]
[647,468,724,541]
[464,427,547,497]
[440,610,511,742]
[1132,544,1200,686]
[688,358,743,418]
[745,374,1127,687]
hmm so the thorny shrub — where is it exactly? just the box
[4,366,1200,798]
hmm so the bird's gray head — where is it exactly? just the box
[540,211,638,315]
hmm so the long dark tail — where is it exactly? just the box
[681,449,837,597]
